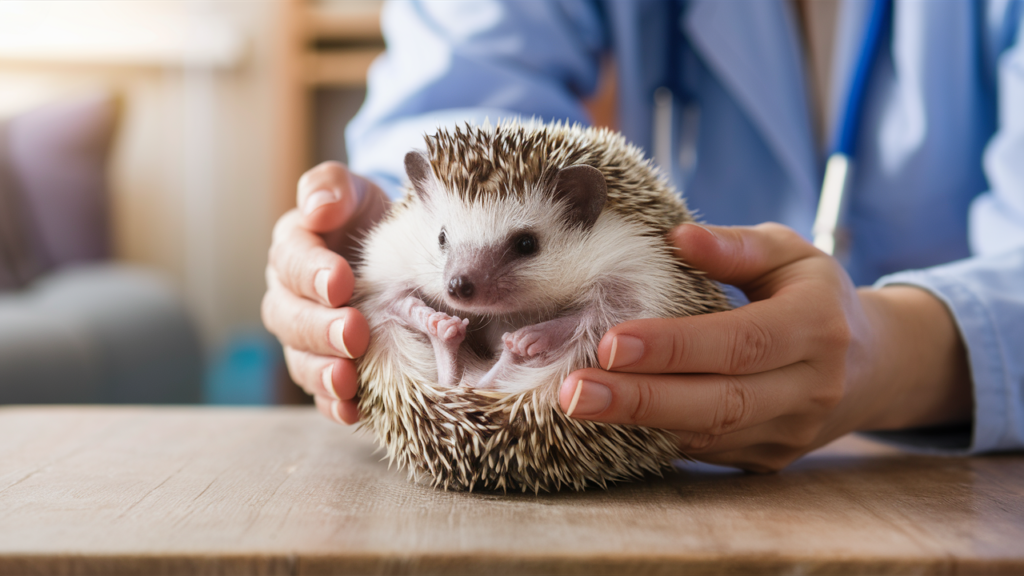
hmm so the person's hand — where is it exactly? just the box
[559,223,972,472]
[262,162,389,425]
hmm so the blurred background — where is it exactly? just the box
[0,0,385,405]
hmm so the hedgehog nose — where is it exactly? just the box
[447,276,475,300]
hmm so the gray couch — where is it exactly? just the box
[0,264,202,403]
[0,92,203,403]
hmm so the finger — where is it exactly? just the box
[689,443,806,474]
[599,252,847,375]
[559,362,831,434]
[270,210,355,308]
[599,297,819,375]
[671,222,821,290]
[314,394,360,425]
[283,346,359,401]
[262,285,370,359]
[671,429,762,458]
[668,414,823,458]
[296,161,363,232]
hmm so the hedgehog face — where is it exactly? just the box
[404,151,610,317]
[429,192,553,315]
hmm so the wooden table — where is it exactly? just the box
[1,406,1022,575]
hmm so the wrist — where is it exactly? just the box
[855,285,972,432]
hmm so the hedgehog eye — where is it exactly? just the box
[513,233,538,256]
[438,229,447,248]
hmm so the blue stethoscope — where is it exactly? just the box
[662,0,891,258]
[812,0,891,257]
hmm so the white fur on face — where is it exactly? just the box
[431,185,591,316]
[360,177,684,326]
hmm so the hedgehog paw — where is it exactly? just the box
[396,296,468,387]
[398,297,467,344]
[475,316,579,390]
[503,315,578,362]
[427,312,469,346]
[502,327,554,360]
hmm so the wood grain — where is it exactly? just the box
[1,406,1022,575]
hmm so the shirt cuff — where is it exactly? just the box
[871,263,1015,455]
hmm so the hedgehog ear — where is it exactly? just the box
[404,151,434,202]
[552,165,607,230]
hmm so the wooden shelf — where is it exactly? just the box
[305,48,382,87]
[306,3,382,42]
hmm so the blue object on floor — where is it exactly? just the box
[204,330,281,405]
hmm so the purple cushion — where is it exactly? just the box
[0,92,116,290]
[0,120,44,289]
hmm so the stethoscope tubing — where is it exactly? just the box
[812,0,891,256]
[657,0,890,258]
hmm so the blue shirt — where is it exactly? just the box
[347,0,1024,454]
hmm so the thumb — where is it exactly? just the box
[670,222,820,288]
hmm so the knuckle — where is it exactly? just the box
[286,256,311,293]
[755,221,785,234]
[677,431,718,453]
[808,335,848,412]
[820,316,852,351]
[268,238,313,296]
[728,321,774,373]
[666,328,688,372]
[755,222,815,262]
[758,222,800,244]
[627,379,659,425]
[814,376,845,411]
[708,376,750,435]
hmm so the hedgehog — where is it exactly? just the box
[351,121,731,492]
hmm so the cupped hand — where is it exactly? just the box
[559,223,971,472]
[262,161,389,424]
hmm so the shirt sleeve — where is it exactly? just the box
[871,6,1024,455]
[345,0,608,199]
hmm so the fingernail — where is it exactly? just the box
[329,318,352,358]
[330,400,344,424]
[302,189,340,215]
[314,268,332,303]
[690,223,718,240]
[322,364,339,400]
[564,379,612,418]
[607,335,643,370]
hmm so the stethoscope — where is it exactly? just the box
[660,0,892,259]
[812,0,891,257]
